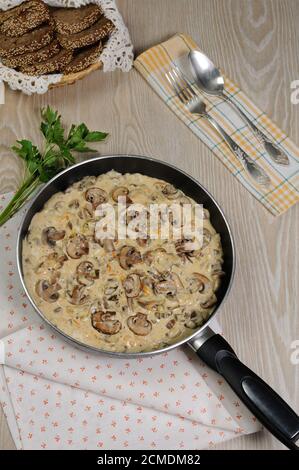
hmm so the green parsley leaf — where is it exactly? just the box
[0,106,109,227]
[85,131,108,142]
[40,106,65,146]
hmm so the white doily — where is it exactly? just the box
[0,0,134,94]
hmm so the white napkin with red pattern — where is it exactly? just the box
[0,193,260,449]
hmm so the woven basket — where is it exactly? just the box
[0,0,133,94]
[49,61,102,89]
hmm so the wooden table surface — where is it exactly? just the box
[0,0,298,450]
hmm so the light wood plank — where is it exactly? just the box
[0,0,298,450]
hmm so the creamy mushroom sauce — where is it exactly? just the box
[22,171,224,353]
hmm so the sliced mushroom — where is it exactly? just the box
[165,299,180,312]
[126,209,148,239]
[211,261,225,277]
[177,195,191,205]
[68,199,80,209]
[136,236,151,248]
[161,272,183,290]
[175,238,195,261]
[166,319,176,330]
[91,311,121,335]
[141,275,154,291]
[35,252,67,274]
[97,238,115,252]
[76,261,99,285]
[202,228,212,248]
[162,183,179,199]
[127,296,134,313]
[119,245,142,270]
[143,248,166,265]
[137,298,164,311]
[175,238,194,254]
[188,273,211,293]
[203,209,210,220]
[66,235,89,259]
[155,310,173,320]
[184,310,203,329]
[35,280,61,303]
[123,273,141,298]
[104,279,119,297]
[154,280,177,296]
[106,293,121,309]
[42,227,65,246]
[154,182,179,199]
[77,176,96,191]
[111,186,132,203]
[49,270,61,284]
[127,313,152,336]
[67,285,89,305]
[212,277,222,292]
[200,294,217,309]
[83,203,94,218]
[85,187,108,209]
[78,203,94,220]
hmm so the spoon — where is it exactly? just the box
[189,50,290,166]
[165,66,271,188]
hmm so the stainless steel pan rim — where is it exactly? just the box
[16,153,236,358]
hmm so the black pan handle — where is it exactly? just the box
[188,328,299,450]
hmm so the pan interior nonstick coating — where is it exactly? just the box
[17,155,235,355]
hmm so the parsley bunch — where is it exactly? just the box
[0,106,108,226]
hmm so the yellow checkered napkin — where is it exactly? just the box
[134,34,299,216]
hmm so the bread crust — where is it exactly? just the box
[20,48,73,75]
[58,16,114,50]
[62,41,102,74]
[0,24,54,57]
[2,39,60,68]
[0,0,50,37]
[52,4,102,35]
[0,0,39,25]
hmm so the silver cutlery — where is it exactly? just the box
[165,66,271,187]
[189,50,289,166]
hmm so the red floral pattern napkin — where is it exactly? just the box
[0,193,260,449]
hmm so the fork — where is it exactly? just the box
[165,66,271,188]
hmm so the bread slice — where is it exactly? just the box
[2,39,60,68]
[0,24,54,58]
[58,16,114,50]
[0,1,50,37]
[0,1,39,25]
[0,6,19,25]
[20,48,73,75]
[62,41,102,74]
[52,4,102,35]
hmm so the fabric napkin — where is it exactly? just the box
[0,193,260,449]
[134,34,299,216]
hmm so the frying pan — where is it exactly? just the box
[16,154,299,449]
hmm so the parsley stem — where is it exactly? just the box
[0,174,40,227]
[0,106,108,226]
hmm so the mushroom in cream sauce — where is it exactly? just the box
[22,171,224,353]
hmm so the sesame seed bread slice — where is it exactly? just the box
[0,6,18,25]
[0,0,50,37]
[0,1,38,25]
[51,4,103,35]
[62,41,102,74]
[2,39,60,68]
[0,23,54,58]
[20,48,73,75]
[58,16,114,50]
